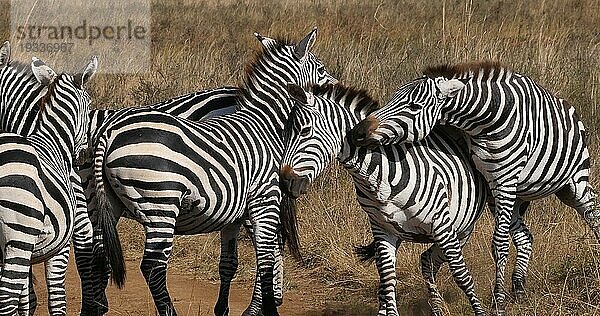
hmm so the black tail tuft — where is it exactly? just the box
[280,194,303,263]
[97,191,126,288]
[354,241,377,263]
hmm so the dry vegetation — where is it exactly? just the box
[2,0,600,315]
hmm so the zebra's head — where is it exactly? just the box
[251,27,337,88]
[349,76,465,147]
[31,56,98,159]
[280,83,378,198]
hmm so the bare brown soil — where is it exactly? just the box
[31,258,378,316]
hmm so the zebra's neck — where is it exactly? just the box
[31,97,78,171]
[238,72,295,137]
[441,70,519,135]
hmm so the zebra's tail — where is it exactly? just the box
[94,133,126,288]
[280,194,303,262]
[354,241,377,263]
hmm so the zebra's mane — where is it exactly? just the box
[311,84,380,115]
[2,60,57,114]
[236,37,294,110]
[424,61,513,81]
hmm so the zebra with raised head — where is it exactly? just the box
[348,61,600,314]
[0,41,99,316]
[89,29,336,316]
[0,55,96,315]
[80,89,285,316]
[279,83,489,315]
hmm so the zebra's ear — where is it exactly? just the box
[0,41,10,67]
[435,78,465,99]
[254,32,277,49]
[74,56,98,88]
[294,27,317,60]
[287,83,308,105]
[31,57,57,86]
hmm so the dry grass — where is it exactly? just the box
[3,0,600,314]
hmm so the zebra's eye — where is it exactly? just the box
[317,66,325,75]
[408,102,422,110]
[300,126,311,137]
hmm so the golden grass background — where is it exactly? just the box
[2,0,600,314]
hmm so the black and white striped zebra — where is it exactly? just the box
[349,61,600,314]
[0,41,100,316]
[90,29,336,316]
[80,90,290,315]
[0,55,96,315]
[279,83,489,315]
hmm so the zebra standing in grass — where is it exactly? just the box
[80,90,288,315]
[90,29,336,316]
[349,61,600,315]
[279,83,489,316]
[0,55,96,315]
[0,41,98,316]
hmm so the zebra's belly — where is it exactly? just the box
[174,203,246,235]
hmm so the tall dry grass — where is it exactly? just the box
[3,0,600,314]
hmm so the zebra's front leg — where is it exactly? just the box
[420,245,447,316]
[44,244,70,315]
[214,222,242,316]
[243,220,284,316]
[140,216,177,316]
[249,204,280,316]
[433,214,485,316]
[71,175,103,316]
[490,188,517,316]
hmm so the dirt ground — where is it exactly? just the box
[31,258,376,316]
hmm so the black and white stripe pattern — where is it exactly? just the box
[80,89,289,315]
[349,62,600,314]
[0,54,96,315]
[279,84,489,316]
[0,41,99,316]
[90,29,336,316]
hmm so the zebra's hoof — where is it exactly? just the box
[512,279,527,303]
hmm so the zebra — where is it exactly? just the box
[89,29,337,316]
[348,61,600,315]
[0,41,101,316]
[81,89,289,316]
[0,55,96,315]
[279,83,490,315]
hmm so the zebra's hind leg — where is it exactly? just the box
[433,214,485,316]
[0,239,37,316]
[509,201,532,303]
[420,245,447,316]
[214,222,242,316]
[18,268,35,316]
[44,244,70,315]
[140,216,177,316]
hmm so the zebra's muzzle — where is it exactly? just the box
[279,165,309,198]
[348,115,381,148]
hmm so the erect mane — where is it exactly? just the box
[424,61,513,81]
[1,60,51,114]
[311,84,380,115]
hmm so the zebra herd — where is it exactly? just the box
[0,27,597,316]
